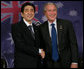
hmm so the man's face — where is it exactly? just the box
[21,5,35,22]
[45,4,57,22]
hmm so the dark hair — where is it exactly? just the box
[21,2,35,13]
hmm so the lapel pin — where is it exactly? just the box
[59,25,63,30]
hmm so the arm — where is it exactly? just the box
[68,21,78,68]
[11,24,39,57]
[38,26,46,59]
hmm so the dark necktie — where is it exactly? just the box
[51,23,59,61]
[28,25,35,39]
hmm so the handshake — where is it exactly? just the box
[39,49,45,59]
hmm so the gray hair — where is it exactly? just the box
[43,2,57,12]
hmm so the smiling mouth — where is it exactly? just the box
[49,14,55,17]
[27,15,33,18]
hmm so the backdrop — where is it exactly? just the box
[1,1,83,68]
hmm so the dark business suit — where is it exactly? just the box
[39,19,78,68]
[11,20,41,68]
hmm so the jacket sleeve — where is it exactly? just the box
[11,24,39,57]
[68,21,78,62]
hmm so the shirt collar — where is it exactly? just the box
[48,19,57,26]
[23,18,32,27]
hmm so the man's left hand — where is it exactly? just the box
[70,63,78,68]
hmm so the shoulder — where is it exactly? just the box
[12,20,24,27]
[57,18,73,26]
[39,21,48,27]
[33,23,39,30]
[58,18,72,23]
[11,20,23,32]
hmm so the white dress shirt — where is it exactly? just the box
[48,19,59,44]
[23,18,34,33]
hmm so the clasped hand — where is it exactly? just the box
[39,49,45,59]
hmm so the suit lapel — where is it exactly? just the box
[43,22,52,48]
[20,20,35,40]
[20,20,29,32]
[57,19,64,50]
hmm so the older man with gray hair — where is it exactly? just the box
[39,2,78,68]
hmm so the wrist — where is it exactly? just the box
[39,49,42,53]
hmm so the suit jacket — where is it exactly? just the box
[11,20,41,68]
[39,18,78,68]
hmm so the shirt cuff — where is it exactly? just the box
[39,49,41,53]
[71,62,78,64]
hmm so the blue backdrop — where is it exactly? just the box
[1,1,83,68]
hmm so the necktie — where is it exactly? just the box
[28,25,35,39]
[51,23,59,61]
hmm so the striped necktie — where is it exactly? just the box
[28,25,35,39]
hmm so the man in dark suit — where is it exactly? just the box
[39,2,78,68]
[11,2,45,68]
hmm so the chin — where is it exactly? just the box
[50,19,55,21]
